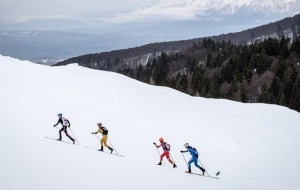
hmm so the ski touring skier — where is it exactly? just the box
[181,143,205,175]
[153,138,177,168]
[91,123,113,153]
[53,113,75,144]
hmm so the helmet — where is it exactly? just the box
[97,123,102,127]
[184,143,189,148]
[159,137,164,142]
[57,113,62,117]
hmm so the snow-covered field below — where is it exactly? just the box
[0,55,299,190]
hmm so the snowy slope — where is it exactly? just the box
[0,55,299,190]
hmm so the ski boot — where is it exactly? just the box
[173,163,177,168]
[108,147,114,154]
[57,138,62,141]
[98,146,104,152]
[201,168,206,175]
[157,162,162,166]
[185,168,191,173]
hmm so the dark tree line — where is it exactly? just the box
[117,36,300,113]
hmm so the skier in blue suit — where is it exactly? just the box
[181,143,206,175]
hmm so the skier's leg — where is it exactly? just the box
[157,152,166,165]
[166,151,177,167]
[165,152,173,164]
[160,151,166,162]
[188,158,193,170]
[58,127,64,140]
[194,157,205,174]
[101,135,109,148]
[64,126,74,141]
[193,157,200,168]
[98,137,104,151]
[101,135,113,153]
[186,158,193,173]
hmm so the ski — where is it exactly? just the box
[84,146,125,157]
[45,136,76,145]
[186,172,220,179]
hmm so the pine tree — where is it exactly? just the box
[284,75,294,106]
[257,48,269,74]
[191,66,205,93]
[289,73,300,111]
[249,53,259,70]
[221,58,234,83]
[178,74,189,92]
[206,53,213,68]
[269,77,281,103]
[278,92,287,106]
[275,61,286,81]
[279,37,290,59]
[259,83,270,103]
[153,52,169,85]
[291,37,300,56]
[240,81,248,103]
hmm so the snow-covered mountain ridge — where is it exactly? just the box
[0,55,299,190]
[149,0,296,16]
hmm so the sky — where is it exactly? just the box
[0,54,300,190]
[1,0,300,37]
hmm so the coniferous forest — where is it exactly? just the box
[117,36,300,112]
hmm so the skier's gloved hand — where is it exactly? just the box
[153,142,156,145]
[180,150,184,153]
[91,132,95,134]
[53,125,56,127]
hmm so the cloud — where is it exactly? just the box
[0,0,298,29]
[93,0,298,24]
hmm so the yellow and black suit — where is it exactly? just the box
[92,126,113,153]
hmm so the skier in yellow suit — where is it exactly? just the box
[91,123,114,153]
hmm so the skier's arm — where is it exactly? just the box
[91,128,100,134]
[153,142,160,148]
[53,119,61,127]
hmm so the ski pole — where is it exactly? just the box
[92,133,100,139]
[197,158,210,176]
[107,139,119,155]
[154,144,166,165]
[92,134,119,154]
[69,128,80,146]
[181,152,188,168]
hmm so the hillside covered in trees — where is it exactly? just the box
[117,37,300,112]
[55,14,300,112]
[55,14,300,70]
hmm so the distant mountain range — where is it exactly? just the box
[0,30,154,62]
[55,13,300,70]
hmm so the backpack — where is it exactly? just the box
[163,142,171,151]
[101,127,108,135]
[190,147,199,156]
[62,117,70,127]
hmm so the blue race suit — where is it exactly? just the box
[185,146,205,171]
